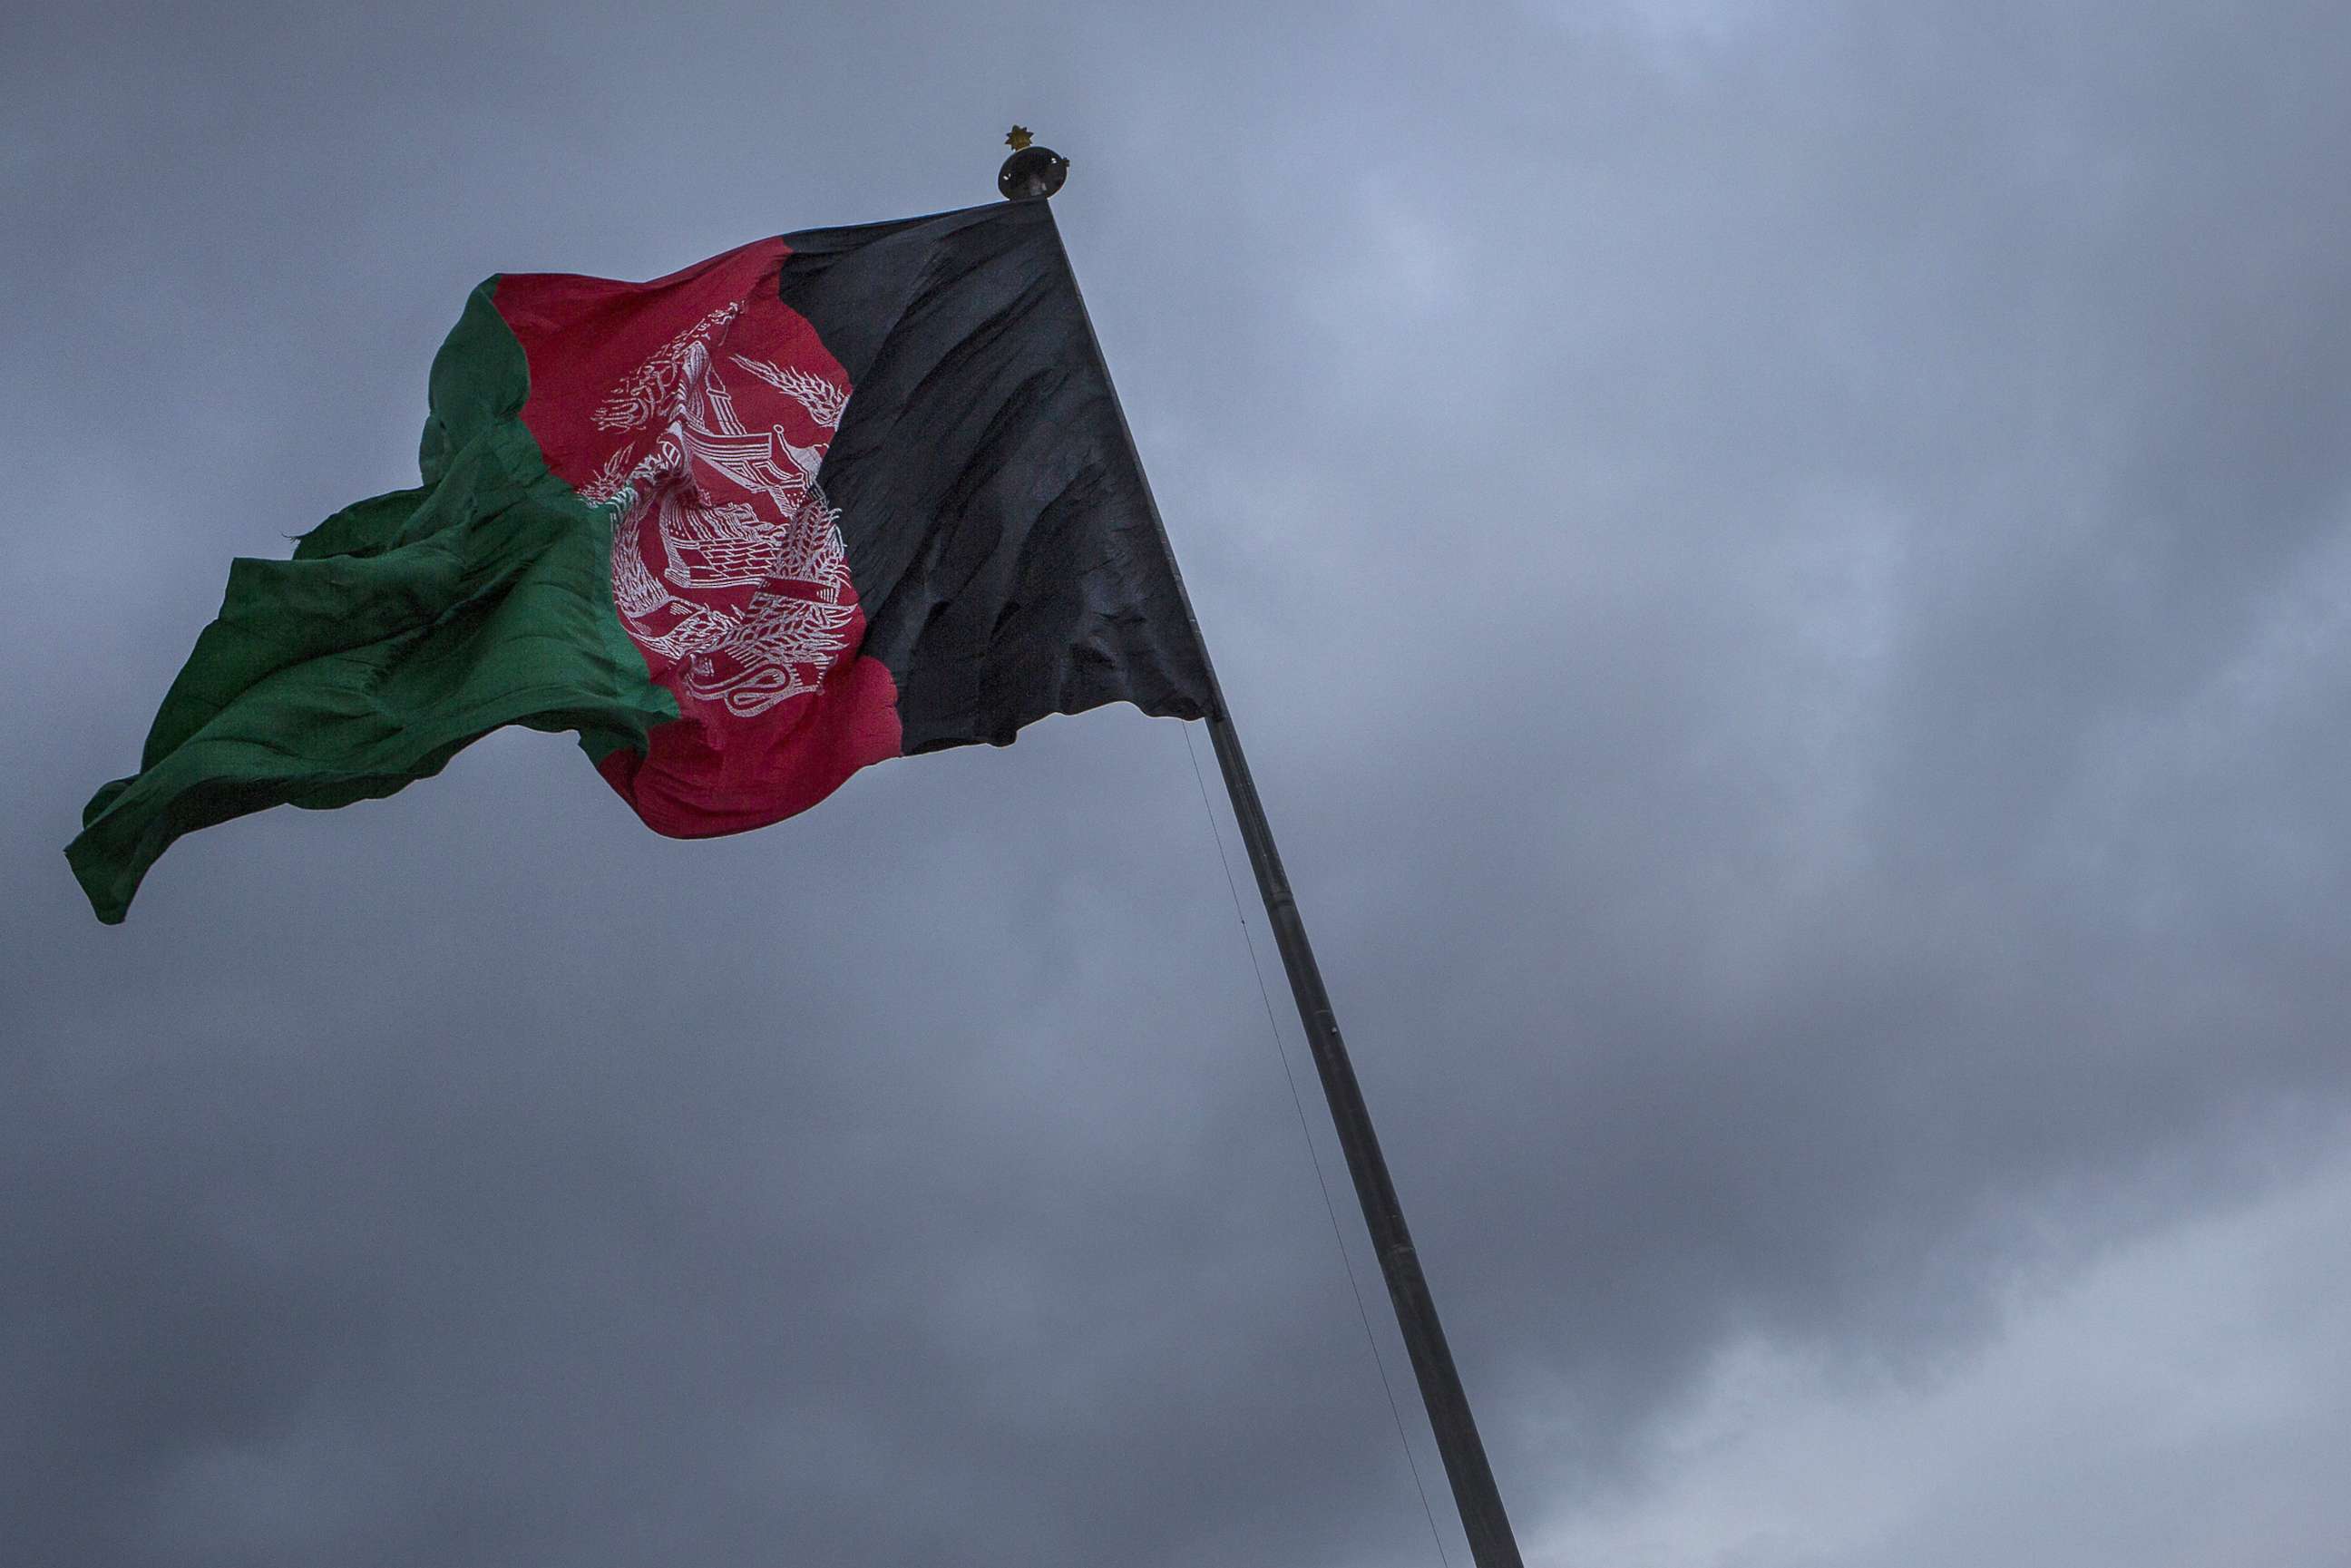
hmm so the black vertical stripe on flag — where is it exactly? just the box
[777,200,1214,754]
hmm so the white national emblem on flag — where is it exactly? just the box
[582,317,856,718]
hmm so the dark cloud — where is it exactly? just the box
[6,2,2349,1563]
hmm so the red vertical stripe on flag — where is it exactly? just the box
[497,239,902,836]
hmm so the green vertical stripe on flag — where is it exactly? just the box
[67,280,677,924]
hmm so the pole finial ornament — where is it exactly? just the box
[998,125,1068,200]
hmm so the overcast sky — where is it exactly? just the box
[6,2,2350,1564]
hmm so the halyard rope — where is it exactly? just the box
[1179,720,1453,1568]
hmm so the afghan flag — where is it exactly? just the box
[68,200,1215,923]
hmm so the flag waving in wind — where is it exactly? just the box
[69,200,1214,922]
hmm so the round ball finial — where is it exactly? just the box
[999,125,1068,200]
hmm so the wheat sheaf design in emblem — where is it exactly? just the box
[582,324,856,718]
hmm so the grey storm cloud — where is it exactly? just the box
[5,2,2349,1565]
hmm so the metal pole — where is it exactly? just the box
[1034,196,1527,1568]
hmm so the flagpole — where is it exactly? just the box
[1008,140,1527,1568]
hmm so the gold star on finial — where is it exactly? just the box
[1005,125,1034,151]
